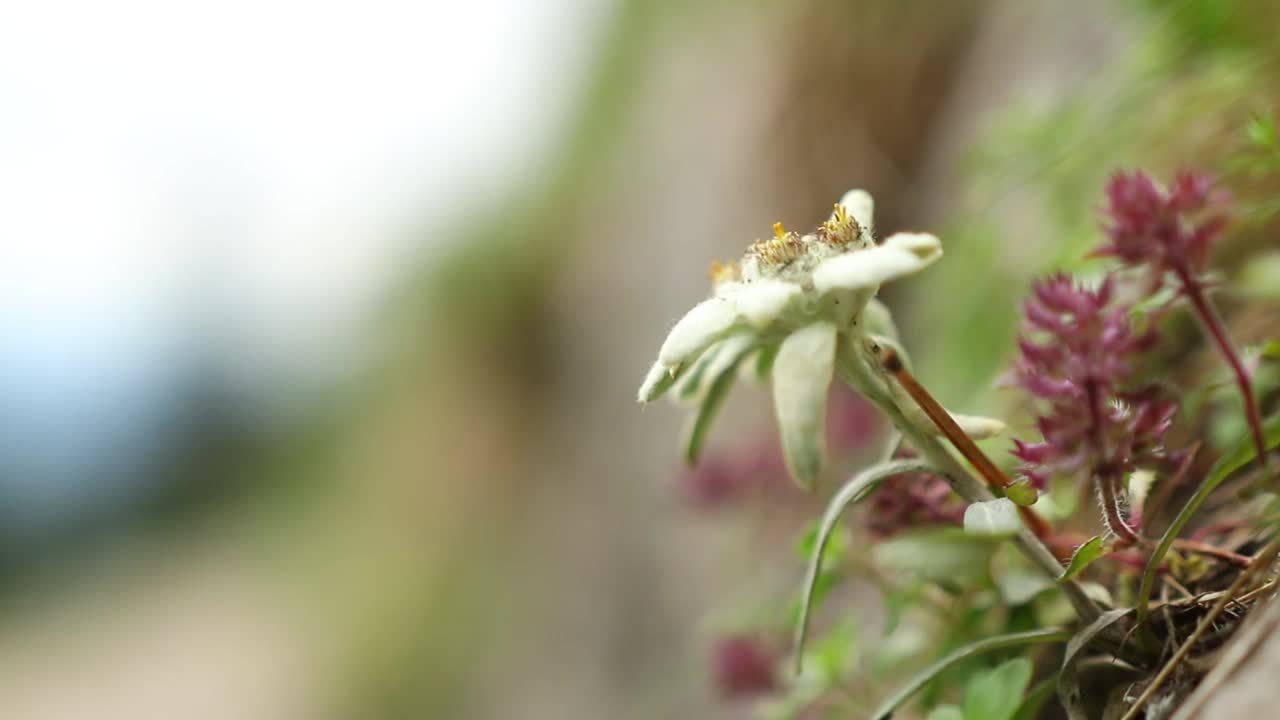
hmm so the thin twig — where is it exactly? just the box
[1169,538,1252,568]
[838,347,1102,624]
[876,345,1052,539]
[1121,536,1280,720]
[1176,265,1272,481]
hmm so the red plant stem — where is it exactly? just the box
[1169,539,1252,568]
[1175,264,1270,476]
[878,346,1053,540]
[1085,381,1139,544]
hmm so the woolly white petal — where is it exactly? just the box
[657,298,738,370]
[725,280,801,328]
[812,247,914,292]
[881,232,943,263]
[812,236,942,294]
[951,413,1007,440]
[860,298,900,340]
[772,321,836,489]
[964,498,1021,536]
[637,360,675,403]
[837,189,874,233]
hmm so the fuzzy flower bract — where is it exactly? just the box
[637,190,1002,488]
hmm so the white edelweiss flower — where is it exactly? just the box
[837,189,874,235]
[656,297,738,371]
[811,232,942,294]
[964,498,1021,536]
[637,188,1000,488]
[715,278,803,329]
[772,320,836,488]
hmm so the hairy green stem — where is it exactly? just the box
[838,347,1101,624]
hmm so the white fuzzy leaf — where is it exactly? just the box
[811,237,942,294]
[772,321,837,489]
[963,498,1021,537]
[656,298,738,370]
[724,279,800,328]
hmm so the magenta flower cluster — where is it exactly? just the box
[1096,169,1227,277]
[711,634,779,698]
[864,463,964,538]
[1010,274,1177,495]
[678,386,880,511]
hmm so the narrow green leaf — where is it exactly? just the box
[868,627,1070,720]
[873,527,999,586]
[772,321,837,488]
[672,340,724,400]
[1013,674,1058,720]
[676,334,753,402]
[1057,609,1131,720]
[637,360,677,403]
[963,657,1034,720]
[682,339,755,464]
[1136,412,1280,628]
[1058,536,1105,583]
[753,342,780,380]
[926,706,964,720]
[792,458,933,673]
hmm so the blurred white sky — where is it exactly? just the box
[0,0,602,531]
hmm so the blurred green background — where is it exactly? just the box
[2,0,1280,718]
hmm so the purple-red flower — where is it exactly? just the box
[711,634,779,698]
[864,461,964,538]
[1096,169,1228,276]
[1009,274,1176,494]
[678,385,880,511]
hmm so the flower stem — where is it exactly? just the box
[877,345,1053,539]
[838,348,1101,623]
[1168,538,1251,568]
[1098,471,1139,545]
[1085,380,1139,544]
[1175,264,1271,478]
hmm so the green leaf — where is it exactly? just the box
[810,618,857,682]
[637,360,677,403]
[1260,338,1280,361]
[676,334,754,402]
[772,321,837,488]
[681,338,755,464]
[796,521,848,564]
[872,528,999,587]
[963,498,1021,537]
[1136,412,1280,628]
[1058,536,1105,582]
[1013,674,1058,720]
[1039,475,1079,519]
[1057,609,1131,720]
[963,657,1033,720]
[753,342,780,380]
[927,706,964,720]
[1004,480,1038,507]
[1248,111,1279,149]
[994,564,1054,606]
[869,628,1070,720]
[672,339,723,400]
[793,458,933,673]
